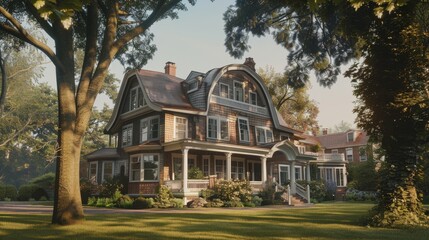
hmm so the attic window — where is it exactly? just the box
[347,132,354,142]
[187,80,198,93]
[130,86,146,111]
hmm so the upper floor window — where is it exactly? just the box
[129,154,159,182]
[187,80,198,93]
[331,149,339,154]
[140,116,160,142]
[130,86,145,111]
[122,124,133,147]
[255,127,273,144]
[347,131,354,142]
[207,116,229,140]
[249,91,257,105]
[237,117,250,142]
[219,83,229,98]
[233,81,244,102]
[359,146,367,161]
[346,148,353,161]
[174,116,188,139]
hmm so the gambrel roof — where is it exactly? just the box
[105,63,300,135]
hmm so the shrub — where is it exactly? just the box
[170,198,184,208]
[200,189,215,200]
[155,185,174,208]
[345,188,377,201]
[206,198,224,207]
[224,200,244,207]
[347,159,378,191]
[243,201,255,207]
[95,198,115,208]
[0,184,17,201]
[30,173,55,189]
[308,180,327,203]
[212,180,252,203]
[116,195,133,209]
[188,167,204,179]
[39,196,48,201]
[99,176,124,198]
[251,195,263,206]
[17,184,47,201]
[87,197,97,206]
[132,197,154,209]
[187,197,207,208]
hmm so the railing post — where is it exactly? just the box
[287,184,291,205]
[307,184,311,203]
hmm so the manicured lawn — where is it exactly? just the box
[1,202,428,239]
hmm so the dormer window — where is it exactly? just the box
[130,86,145,111]
[347,131,354,142]
[249,91,257,105]
[219,83,229,98]
[187,80,198,93]
[233,81,244,102]
[255,126,274,144]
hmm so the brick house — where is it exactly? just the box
[85,59,331,202]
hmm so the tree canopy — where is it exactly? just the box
[0,0,198,225]
[224,0,429,227]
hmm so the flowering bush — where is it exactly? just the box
[212,179,252,203]
[345,188,377,201]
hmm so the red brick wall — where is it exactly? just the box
[128,182,159,195]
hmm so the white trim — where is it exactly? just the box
[172,153,197,180]
[294,166,302,180]
[89,162,98,184]
[140,115,160,143]
[207,116,229,140]
[219,83,230,98]
[278,164,290,185]
[102,161,114,182]
[319,166,347,187]
[345,148,353,161]
[255,126,274,144]
[122,124,133,147]
[173,116,188,140]
[214,156,226,179]
[202,155,210,177]
[233,80,244,102]
[237,117,250,142]
[129,153,160,182]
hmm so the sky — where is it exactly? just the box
[43,0,357,130]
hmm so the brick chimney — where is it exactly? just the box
[164,61,176,76]
[244,57,256,71]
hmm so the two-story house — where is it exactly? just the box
[86,59,317,201]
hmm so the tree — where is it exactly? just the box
[0,47,57,186]
[0,0,197,225]
[224,0,429,227]
[258,66,319,134]
[332,121,353,133]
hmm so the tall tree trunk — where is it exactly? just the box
[51,23,84,225]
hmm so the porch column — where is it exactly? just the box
[343,166,348,186]
[225,152,232,180]
[260,157,267,183]
[306,163,311,182]
[182,147,189,193]
[290,160,296,194]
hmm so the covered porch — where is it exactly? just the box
[162,140,316,201]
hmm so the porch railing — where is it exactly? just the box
[295,182,310,203]
[273,181,292,205]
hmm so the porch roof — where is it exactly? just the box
[85,148,125,160]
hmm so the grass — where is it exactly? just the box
[1,202,428,239]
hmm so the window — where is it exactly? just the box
[89,162,98,183]
[248,161,261,181]
[187,80,198,93]
[255,127,274,144]
[346,148,353,161]
[140,116,159,142]
[207,116,229,140]
[295,166,302,180]
[359,146,367,161]
[249,91,257,105]
[233,81,244,102]
[174,116,188,139]
[336,168,344,186]
[202,156,210,177]
[279,165,290,185]
[219,83,229,98]
[129,154,159,182]
[237,117,250,142]
[347,131,354,142]
[331,149,339,154]
[102,161,114,182]
[172,154,197,180]
[215,158,225,179]
[122,124,133,147]
[116,160,127,177]
[231,160,245,180]
[320,167,345,187]
[130,86,146,111]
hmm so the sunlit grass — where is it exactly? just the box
[1,202,428,239]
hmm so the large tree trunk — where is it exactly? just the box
[51,23,84,225]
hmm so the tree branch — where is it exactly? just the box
[0,6,65,72]
[24,1,55,38]
[0,117,32,148]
